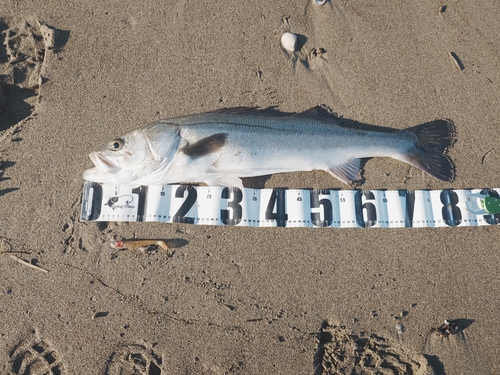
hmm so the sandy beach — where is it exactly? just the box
[1,0,499,373]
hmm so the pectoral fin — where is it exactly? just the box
[327,158,362,184]
[182,133,228,157]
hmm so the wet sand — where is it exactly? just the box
[0,1,499,373]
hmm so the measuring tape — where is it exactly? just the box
[80,182,500,228]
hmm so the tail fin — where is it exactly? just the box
[400,119,457,182]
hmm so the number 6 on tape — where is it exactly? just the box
[80,182,500,228]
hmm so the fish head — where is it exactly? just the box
[83,123,181,184]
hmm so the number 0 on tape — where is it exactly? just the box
[80,182,500,228]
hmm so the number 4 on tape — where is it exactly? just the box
[80,182,500,228]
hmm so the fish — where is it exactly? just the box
[83,106,456,188]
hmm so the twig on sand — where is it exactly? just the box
[448,52,464,71]
[8,255,48,274]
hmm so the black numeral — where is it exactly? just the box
[399,190,415,227]
[221,187,243,225]
[310,190,333,227]
[440,190,462,227]
[131,186,148,222]
[265,189,288,227]
[82,182,103,221]
[355,191,377,227]
[173,185,197,224]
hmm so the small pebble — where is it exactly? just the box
[433,319,459,337]
[281,32,298,52]
[314,0,327,5]
[396,324,404,335]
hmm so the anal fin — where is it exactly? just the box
[327,158,362,184]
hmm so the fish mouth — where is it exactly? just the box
[88,151,117,173]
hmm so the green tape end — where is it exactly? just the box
[484,196,500,214]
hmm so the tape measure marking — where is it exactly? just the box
[80,182,500,228]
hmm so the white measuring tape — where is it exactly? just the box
[80,182,500,228]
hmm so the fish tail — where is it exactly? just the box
[400,119,457,182]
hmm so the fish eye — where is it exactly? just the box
[110,139,124,151]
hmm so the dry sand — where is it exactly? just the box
[0,0,499,374]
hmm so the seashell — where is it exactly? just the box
[395,324,404,335]
[314,0,327,5]
[281,32,298,52]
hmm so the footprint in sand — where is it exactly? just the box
[105,344,164,375]
[0,17,68,133]
[314,321,431,375]
[7,331,66,375]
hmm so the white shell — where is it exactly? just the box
[395,324,404,335]
[281,32,298,52]
[314,0,327,5]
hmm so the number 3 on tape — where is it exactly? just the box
[80,182,500,228]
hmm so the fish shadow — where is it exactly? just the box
[241,175,272,189]
[242,172,366,189]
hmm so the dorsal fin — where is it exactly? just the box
[291,106,340,121]
[209,107,263,116]
[209,106,339,121]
